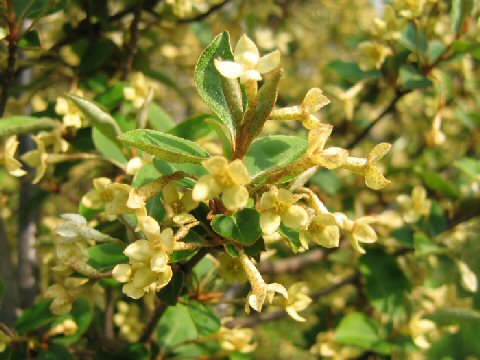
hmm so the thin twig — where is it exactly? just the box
[121,0,143,80]
[176,0,232,23]
[258,248,328,275]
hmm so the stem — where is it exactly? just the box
[121,0,143,80]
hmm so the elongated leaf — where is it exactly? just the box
[451,0,474,34]
[426,308,480,326]
[92,128,128,165]
[0,116,56,136]
[211,208,262,246]
[66,94,122,143]
[119,129,210,164]
[194,31,236,143]
[421,171,459,200]
[245,135,308,178]
[16,299,55,334]
[88,244,128,271]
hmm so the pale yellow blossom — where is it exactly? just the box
[306,124,349,169]
[0,330,11,353]
[397,186,431,223]
[113,301,144,342]
[358,41,392,70]
[163,182,199,225]
[123,72,153,108]
[55,92,83,129]
[214,34,280,84]
[283,283,312,322]
[217,327,256,353]
[2,135,26,177]
[192,156,251,210]
[257,186,309,235]
[20,135,49,184]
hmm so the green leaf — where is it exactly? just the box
[0,116,56,136]
[310,169,341,196]
[170,231,202,263]
[119,129,210,164]
[399,64,432,90]
[95,82,127,111]
[168,114,215,141]
[158,271,184,306]
[88,244,128,271]
[327,60,381,83]
[211,208,262,246]
[398,23,427,53]
[19,30,41,47]
[52,299,93,345]
[15,299,55,334]
[359,248,410,317]
[454,157,480,180]
[78,38,117,75]
[277,224,304,253]
[336,312,390,354]
[66,94,122,144]
[148,103,175,132]
[245,135,308,178]
[426,308,480,326]
[92,128,128,165]
[194,31,236,143]
[451,0,474,34]
[421,171,459,200]
[414,232,441,256]
[157,301,220,349]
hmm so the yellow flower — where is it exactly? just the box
[334,213,377,254]
[214,34,280,84]
[306,124,349,169]
[258,186,309,235]
[396,186,431,223]
[393,0,425,18]
[300,213,340,248]
[113,216,174,299]
[409,312,436,349]
[343,143,391,190]
[0,330,11,353]
[310,330,363,359]
[123,72,153,108]
[284,283,312,322]
[217,327,256,353]
[425,113,446,146]
[20,135,49,184]
[56,213,119,244]
[44,283,75,315]
[163,182,199,225]
[55,92,83,129]
[192,156,251,211]
[81,177,113,209]
[457,260,478,293]
[269,88,330,129]
[37,130,69,154]
[358,41,392,70]
[3,135,26,177]
[333,81,364,121]
[113,301,144,342]
[48,319,78,337]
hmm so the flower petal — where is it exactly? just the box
[234,34,260,63]
[222,185,249,210]
[214,59,244,79]
[301,88,330,114]
[256,50,281,74]
[368,142,391,163]
[365,165,390,190]
[260,211,281,235]
[282,205,309,229]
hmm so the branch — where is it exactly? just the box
[176,0,232,23]
[258,248,328,275]
[121,0,143,80]
[224,274,357,328]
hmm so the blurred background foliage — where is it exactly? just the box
[1,0,480,359]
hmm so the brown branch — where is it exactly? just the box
[176,0,232,23]
[224,274,358,328]
[121,0,143,80]
[258,248,328,275]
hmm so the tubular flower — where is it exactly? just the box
[123,72,153,108]
[55,92,83,129]
[300,213,340,249]
[217,327,256,353]
[37,130,69,154]
[358,41,392,70]
[305,124,349,169]
[113,216,174,299]
[269,88,330,129]
[3,135,26,177]
[192,156,251,211]
[343,143,391,190]
[334,213,377,254]
[425,112,446,146]
[238,249,288,312]
[257,186,309,235]
[57,214,119,244]
[82,178,145,216]
[20,135,49,184]
[396,186,431,223]
[163,183,199,225]
[214,34,280,84]
[283,283,312,322]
